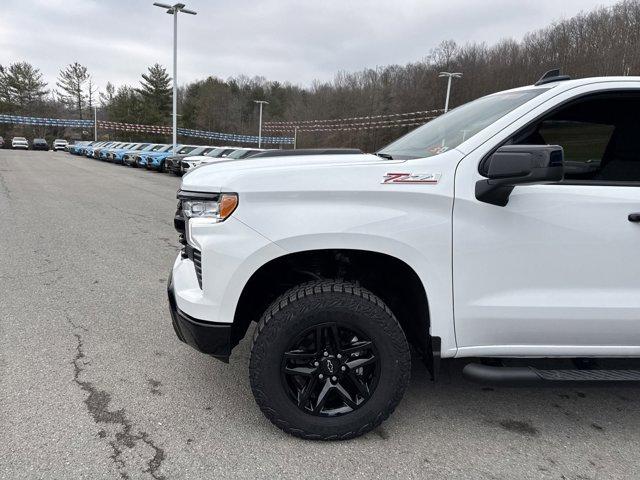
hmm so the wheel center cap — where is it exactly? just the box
[321,358,338,375]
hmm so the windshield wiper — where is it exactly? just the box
[376,152,393,160]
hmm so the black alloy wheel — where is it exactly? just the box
[281,322,380,417]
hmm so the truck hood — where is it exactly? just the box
[181,153,397,192]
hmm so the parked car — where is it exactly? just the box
[0,136,4,148]
[165,146,219,175]
[124,144,170,167]
[82,141,109,157]
[168,72,640,440]
[53,139,68,151]
[220,147,265,160]
[145,144,195,172]
[180,147,239,174]
[97,142,133,160]
[106,143,150,163]
[11,137,29,149]
[32,138,49,151]
[180,148,265,173]
[69,141,94,155]
[90,141,122,159]
[136,144,178,169]
[250,148,363,158]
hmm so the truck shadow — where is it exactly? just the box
[399,356,640,439]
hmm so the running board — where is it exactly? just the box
[463,363,640,386]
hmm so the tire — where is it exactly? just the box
[249,280,410,440]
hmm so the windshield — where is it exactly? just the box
[378,88,549,160]
[206,147,231,158]
[158,145,173,153]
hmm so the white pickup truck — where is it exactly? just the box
[168,72,640,440]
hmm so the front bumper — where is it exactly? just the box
[167,272,232,362]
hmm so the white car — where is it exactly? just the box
[180,147,240,173]
[11,137,29,149]
[168,72,640,440]
[52,139,69,151]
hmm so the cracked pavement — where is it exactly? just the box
[2,150,640,479]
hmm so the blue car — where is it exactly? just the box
[98,142,136,161]
[124,144,169,167]
[101,142,145,162]
[86,141,118,158]
[105,143,151,163]
[146,145,206,172]
[96,142,132,159]
[135,144,177,169]
[70,141,98,155]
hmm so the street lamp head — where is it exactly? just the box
[153,2,197,14]
[254,100,269,105]
[439,72,463,78]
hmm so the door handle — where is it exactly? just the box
[629,213,640,222]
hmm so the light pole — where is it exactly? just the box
[254,100,269,148]
[153,2,197,155]
[438,72,462,113]
[93,106,97,141]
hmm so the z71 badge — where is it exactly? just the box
[382,172,442,184]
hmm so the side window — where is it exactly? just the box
[510,92,640,184]
[538,121,614,180]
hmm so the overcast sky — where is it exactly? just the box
[0,0,621,92]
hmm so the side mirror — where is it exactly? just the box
[475,145,564,206]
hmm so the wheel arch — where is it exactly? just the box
[231,248,431,356]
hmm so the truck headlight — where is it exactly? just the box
[182,193,238,223]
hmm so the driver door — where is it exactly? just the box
[452,86,640,357]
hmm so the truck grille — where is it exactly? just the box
[192,249,202,288]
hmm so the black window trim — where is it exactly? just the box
[480,88,640,188]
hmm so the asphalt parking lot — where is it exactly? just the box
[2,149,640,480]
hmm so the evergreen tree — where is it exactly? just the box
[106,86,144,125]
[57,62,89,119]
[0,65,10,110]
[137,63,172,124]
[0,62,48,112]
